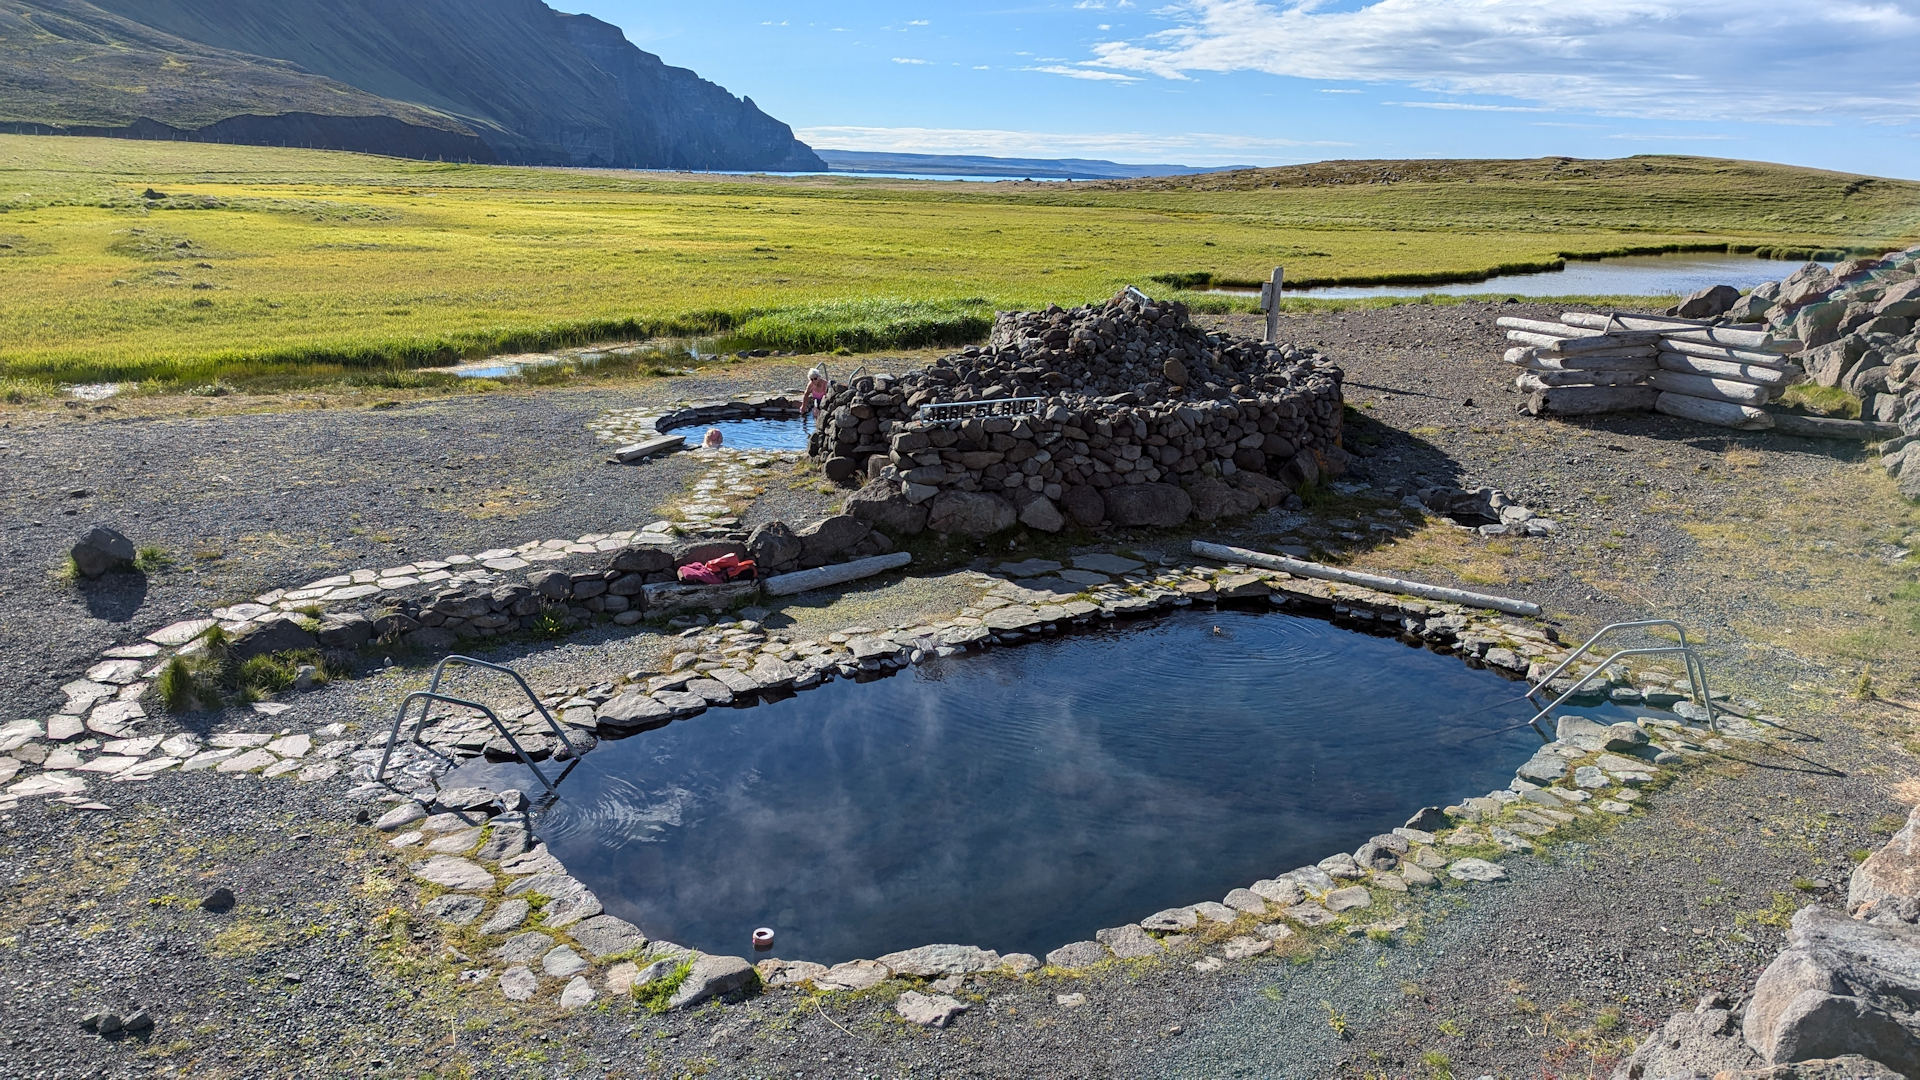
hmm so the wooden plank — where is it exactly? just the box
[1190,541,1542,617]
[1495,316,1607,338]
[1507,329,1663,353]
[1659,337,1798,368]
[1261,267,1284,344]
[1526,385,1660,416]
[1518,369,1652,389]
[1647,370,1774,406]
[610,434,686,464]
[1768,413,1906,441]
[1656,392,1774,430]
[1656,350,1801,387]
[1560,311,1797,352]
[763,551,913,597]
[1524,353,1658,372]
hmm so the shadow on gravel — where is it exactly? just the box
[76,570,148,623]
[1555,412,1874,464]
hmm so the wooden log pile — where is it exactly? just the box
[1499,312,1805,430]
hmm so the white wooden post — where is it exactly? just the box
[1257,266,1284,344]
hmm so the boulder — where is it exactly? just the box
[1670,284,1741,320]
[1044,941,1110,968]
[845,479,929,537]
[1229,470,1292,507]
[1061,484,1106,528]
[1743,905,1920,1072]
[1853,805,1920,913]
[875,944,1002,977]
[316,613,373,650]
[927,491,1016,536]
[610,545,675,575]
[1182,476,1261,521]
[1102,483,1192,528]
[1792,300,1849,351]
[1802,337,1872,388]
[70,527,136,578]
[796,515,871,565]
[896,991,968,1029]
[229,617,319,662]
[1616,995,1763,1078]
[1017,494,1065,533]
[746,522,806,574]
[666,954,758,1009]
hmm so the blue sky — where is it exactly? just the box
[582,1,1920,178]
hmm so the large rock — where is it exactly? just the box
[1017,494,1065,533]
[1061,484,1106,528]
[1670,284,1741,320]
[666,954,758,1009]
[1615,995,1763,1078]
[1854,805,1920,914]
[795,515,870,565]
[875,944,1002,977]
[1803,337,1872,388]
[70,527,136,578]
[927,491,1016,536]
[229,616,320,662]
[1182,476,1261,521]
[1743,905,1920,1071]
[845,479,928,537]
[896,991,968,1028]
[595,691,673,731]
[568,914,649,958]
[1101,483,1192,528]
[746,521,806,573]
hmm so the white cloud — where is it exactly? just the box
[1383,101,1551,114]
[1081,0,1920,125]
[793,124,1352,166]
[891,57,931,65]
[1027,64,1141,82]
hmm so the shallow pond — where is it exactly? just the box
[1219,252,1826,301]
[665,416,813,452]
[449,609,1646,963]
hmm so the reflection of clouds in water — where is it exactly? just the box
[529,610,1547,962]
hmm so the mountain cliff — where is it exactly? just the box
[0,0,823,171]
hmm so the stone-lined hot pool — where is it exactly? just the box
[666,416,813,452]
[449,609,1642,964]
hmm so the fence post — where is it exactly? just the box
[1258,266,1285,344]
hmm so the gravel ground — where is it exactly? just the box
[2,304,1912,1079]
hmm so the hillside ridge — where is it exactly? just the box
[0,0,822,170]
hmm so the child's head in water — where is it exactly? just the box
[703,427,724,448]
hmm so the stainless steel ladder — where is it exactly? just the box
[375,655,580,793]
[1523,619,1717,733]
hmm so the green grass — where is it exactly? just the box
[2,137,1916,388]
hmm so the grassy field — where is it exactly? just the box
[2,136,1917,389]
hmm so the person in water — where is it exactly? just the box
[802,366,829,422]
[703,427,724,449]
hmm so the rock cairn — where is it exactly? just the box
[1500,312,1805,430]
[812,291,1347,534]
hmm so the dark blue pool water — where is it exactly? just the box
[450,609,1614,963]
[666,416,812,451]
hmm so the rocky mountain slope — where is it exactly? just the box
[0,0,822,170]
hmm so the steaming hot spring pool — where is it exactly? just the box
[447,608,1649,964]
[665,416,813,452]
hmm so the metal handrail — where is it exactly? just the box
[374,655,580,794]
[1524,619,1717,732]
[916,396,1044,422]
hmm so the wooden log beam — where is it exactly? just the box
[1659,337,1798,368]
[763,551,913,597]
[1526,385,1660,416]
[1495,316,1606,338]
[1560,312,1798,353]
[1518,369,1653,389]
[610,434,686,464]
[1655,392,1773,430]
[1768,413,1906,441]
[1191,541,1543,617]
[1647,370,1774,406]
[1656,350,1801,387]
[1525,354,1658,373]
[1507,329,1663,353]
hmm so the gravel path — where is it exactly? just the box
[1,307,1910,1078]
